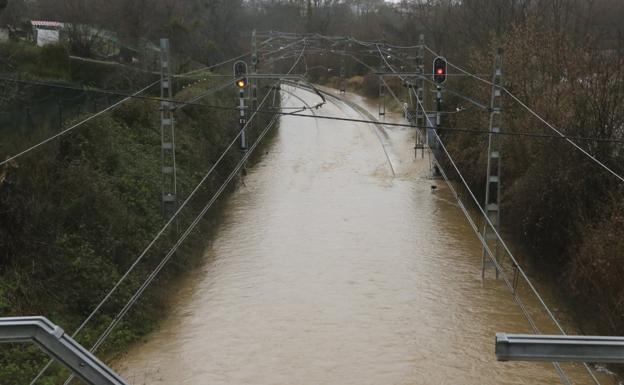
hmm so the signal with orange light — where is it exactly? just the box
[236,77,248,89]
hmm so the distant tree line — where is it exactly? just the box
[1,0,623,376]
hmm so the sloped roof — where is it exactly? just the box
[31,20,64,29]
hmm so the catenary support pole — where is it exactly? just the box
[239,87,247,152]
[339,56,346,94]
[482,48,504,279]
[251,30,259,132]
[378,55,386,117]
[160,38,178,219]
[415,33,426,158]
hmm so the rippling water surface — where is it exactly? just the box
[116,87,617,385]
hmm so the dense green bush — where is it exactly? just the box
[37,44,70,79]
[0,41,40,73]
[69,58,122,87]
[441,16,624,342]
[0,79,279,383]
[0,42,70,79]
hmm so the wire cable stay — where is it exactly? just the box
[60,113,280,385]
[414,95,601,385]
[4,76,620,145]
[1,80,159,167]
[422,45,624,183]
[28,83,279,385]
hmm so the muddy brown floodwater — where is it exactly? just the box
[115,86,619,385]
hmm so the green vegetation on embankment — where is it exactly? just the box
[311,12,624,353]
[0,56,279,383]
[436,19,624,347]
[0,41,155,87]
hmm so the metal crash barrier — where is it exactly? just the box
[0,317,129,385]
[496,333,624,363]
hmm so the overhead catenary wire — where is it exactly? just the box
[414,92,600,385]
[0,76,234,107]
[175,78,238,108]
[285,41,307,75]
[9,33,619,385]
[0,46,278,168]
[4,76,621,145]
[60,112,280,385]
[368,37,594,383]
[0,80,160,167]
[28,82,279,385]
[259,37,307,59]
[271,43,490,113]
[277,43,490,112]
[279,112,624,143]
[423,45,624,183]
[504,89,624,183]
[178,35,275,77]
[271,43,617,385]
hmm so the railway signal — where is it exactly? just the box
[236,78,248,89]
[433,56,447,84]
[234,60,249,90]
[233,60,249,151]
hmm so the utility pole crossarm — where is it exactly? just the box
[496,333,624,364]
[246,74,305,80]
[0,317,129,385]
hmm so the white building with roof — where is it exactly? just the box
[31,20,64,46]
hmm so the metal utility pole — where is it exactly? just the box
[339,57,346,94]
[160,38,178,219]
[435,85,442,130]
[234,61,249,153]
[414,33,426,158]
[428,84,443,178]
[481,48,504,279]
[430,56,447,163]
[239,86,247,152]
[378,56,386,117]
[251,30,259,129]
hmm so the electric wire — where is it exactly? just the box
[423,45,624,183]
[414,93,600,385]
[275,44,489,113]
[259,38,306,58]
[286,42,307,75]
[1,48,267,169]
[28,83,279,385]
[377,45,491,111]
[279,112,624,143]
[423,45,495,87]
[0,76,230,106]
[286,44,617,384]
[61,113,280,385]
[13,33,619,385]
[374,38,590,382]
[3,77,620,144]
[0,80,160,167]
[175,78,238,108]
[504,90,624,183]
[178,36,274,77]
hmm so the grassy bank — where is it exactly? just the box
[0,70,279,383]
